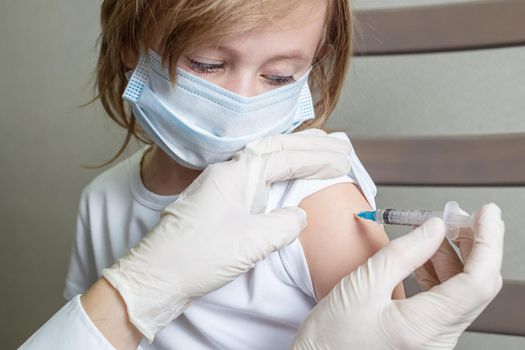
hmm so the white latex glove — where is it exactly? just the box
[292,203,504,350]
[102,129,353,342]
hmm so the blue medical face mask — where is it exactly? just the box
[122,50,315,169]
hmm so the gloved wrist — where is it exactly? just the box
[102,213,193,342]
[101,271,191,343]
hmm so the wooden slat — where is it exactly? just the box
[404,276,525,336]
[352,0,525,55]
[350,133,525,186]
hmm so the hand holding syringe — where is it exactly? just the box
[355,201,472,240]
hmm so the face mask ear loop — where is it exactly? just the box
[125,70,134,81]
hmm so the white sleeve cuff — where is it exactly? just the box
[20,295,118,350]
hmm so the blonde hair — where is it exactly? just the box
[95,0,352,166]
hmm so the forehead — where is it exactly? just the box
[192,1,328,62]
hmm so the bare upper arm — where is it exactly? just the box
[298,182,405,300]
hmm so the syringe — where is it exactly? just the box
[355,201,472,240]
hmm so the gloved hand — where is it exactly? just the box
[292,203,504,350]
[102,129,353,342]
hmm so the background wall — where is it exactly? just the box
[1,0,523,348]
[0,1,140,347]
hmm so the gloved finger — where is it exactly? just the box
[463,203,505,289]
[408,205,505,320]
[245,131,353,156]
[242,207,308,259]
[263,149,351,184]
[453,226,475,262]
[367,218,446,298]
[415,260,440,291]
[429,239,463,283]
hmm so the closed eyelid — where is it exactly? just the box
[186,54,223,64]
[186,56,298,76]
[191,45,310,64]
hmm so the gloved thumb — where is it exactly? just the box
[369,218,447,298]
[244,207,307,259]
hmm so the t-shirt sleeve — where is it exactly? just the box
[290,131,377,209]
[63,191,99,300]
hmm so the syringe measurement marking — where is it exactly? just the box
[382,209,434,226]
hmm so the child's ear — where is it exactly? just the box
[121,49,139,69]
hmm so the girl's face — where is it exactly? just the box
[160,1,327,97]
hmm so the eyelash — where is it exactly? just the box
[188,58,223,74]
[186,57,296,86]
[264,75,296,86]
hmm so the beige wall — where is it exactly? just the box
[0,1,139,347]
[1,0,523,348]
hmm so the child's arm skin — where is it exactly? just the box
[299,183,406,300]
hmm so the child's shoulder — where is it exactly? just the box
[271,131,381,299]
[80,148,146,202]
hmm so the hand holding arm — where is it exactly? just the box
[21,129,354,350]
[102,129,353,342]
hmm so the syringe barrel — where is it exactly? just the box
[374,209,442,226]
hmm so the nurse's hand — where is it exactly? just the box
[101,129,353,342]
[292,204,504,350]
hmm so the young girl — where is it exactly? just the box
[65,0,404,348]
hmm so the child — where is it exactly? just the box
[65,0,404,348]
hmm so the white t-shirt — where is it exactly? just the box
[64,132,377,350]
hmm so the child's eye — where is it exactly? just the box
[187,57,224,74]
[263,75,296,86]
